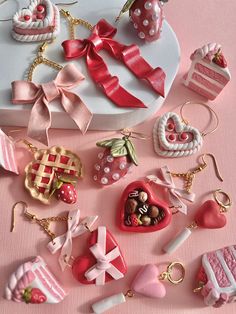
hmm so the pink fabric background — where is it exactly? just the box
[1,0,236,313]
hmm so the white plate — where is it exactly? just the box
[0,0,180,130]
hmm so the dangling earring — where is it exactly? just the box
[11,40,92,146]
[153,101,219,158]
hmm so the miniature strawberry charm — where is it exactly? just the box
[93,133,138,186]
[119,180,172,232]
[5,256,66,304]
[91,261,184,313]
[116,0,165,42]
[164,190,231,254]
[23,141,82,204]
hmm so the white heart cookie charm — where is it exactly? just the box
[153,112,203,157]
[12,0,60,42]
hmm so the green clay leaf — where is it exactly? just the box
[111,145,128,157]
[96,138,121,148]
[125,139,138,166]
[116,0,136,21]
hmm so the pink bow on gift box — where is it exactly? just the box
[147,166,195,215]
[47,209,98,271]
[85,226,124,285]
[11,64,92,146]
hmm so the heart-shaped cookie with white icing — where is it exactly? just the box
[12,0,60,42]
[153,112,203,158]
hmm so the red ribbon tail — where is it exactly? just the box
[99,76,147,108]
[121,45,166,97]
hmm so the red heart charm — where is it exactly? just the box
[72,227,127,285]
[195,200,227,229]
[119,181,172,232]
[131,264,166,298]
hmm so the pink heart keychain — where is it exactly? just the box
[164,189,231,254]
[91,261,185,313]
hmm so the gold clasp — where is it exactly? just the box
[159,262,185,284]
[213,189,232,213]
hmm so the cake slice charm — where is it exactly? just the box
[183,43,231,100]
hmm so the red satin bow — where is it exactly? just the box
[62,19,166,109]
[11,64,92,146]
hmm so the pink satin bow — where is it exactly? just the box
[85,226,124,285]
[47,209,98,271]
[147,166,195,215]
[62,19,166,109]
[11,64,92,146]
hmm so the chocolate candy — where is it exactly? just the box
[149,205,160,218]
[138,191,148,203]
[125,198,138,214]
[141,215,151,226]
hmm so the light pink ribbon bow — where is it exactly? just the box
[147,166,195,215]
[11,64,93,146]
[85,226,124,285]
[47,209,98,271]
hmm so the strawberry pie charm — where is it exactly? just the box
[116,0,165,42]
[5,256,66,304]
[164,189,232,254]
[153,101,219,158]
[91,261,185,313]
[93,131,139,186]
[23,140,83,204]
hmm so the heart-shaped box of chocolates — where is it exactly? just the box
[119,181,172,232]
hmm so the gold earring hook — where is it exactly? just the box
[11,201,29,232]
[159,262,185,284]
[56,1,78,6]
[180,101,219,137]
[199,153,223,182]
[213,189,232,213]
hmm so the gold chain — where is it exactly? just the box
[60,9,93,40]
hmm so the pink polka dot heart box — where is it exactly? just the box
[0,0,180,131]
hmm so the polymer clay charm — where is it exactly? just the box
[12,0,60,42]
[183,43,231,100]
[61,10,166,109]
[24,142,83,204]
[116,0,165,42]
[5,256,66,304]
[194,245,236,307]
[71,226,127,285]
[164,190,231,254]
[93,133,138,186]
[153,101,219,158]
[119,180,172,232]
[0,129,19,174]
[92,261,185,313]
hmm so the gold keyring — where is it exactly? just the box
[213,189,231,212]
[180,101,219,137]
[159,262,185,284]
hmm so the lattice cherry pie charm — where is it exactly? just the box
[12,0,60,42]
[91,261,185,313]
[24,143,82,204]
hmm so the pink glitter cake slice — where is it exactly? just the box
[5,256,66,304]
[196,245,236,307]
[183,43,231,100]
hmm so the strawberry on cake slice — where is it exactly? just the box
[5,256,66,304]
[183,43,231,100]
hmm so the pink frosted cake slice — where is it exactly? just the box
[183,43,231,100]
[5,256,66,304]
[195,245,236,307]
[12,0,60,42]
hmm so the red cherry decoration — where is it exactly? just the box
[180,132,188,141]
[194,200,227,229]
[24,15,31,21]
[37,5,45,13]
[168,134,176,142]
[167,122,175,131]
[36,13,44,20]
[119,181,172,233]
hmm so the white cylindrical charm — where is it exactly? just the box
[92,293,126,314]
[163,228,192,254]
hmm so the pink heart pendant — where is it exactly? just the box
[131,264,166,298]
